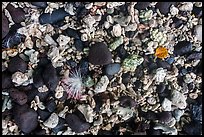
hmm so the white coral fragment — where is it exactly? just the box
[94,76,109,93]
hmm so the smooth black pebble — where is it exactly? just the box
[8,55,27,73]
[65,113,90,133]
[2,13,9,39]
[13,104,38,134]
[88,42,112,65]
[9,88,27,105]
[173,41,192,56]
[6,4,25,23]
[42,63,59,91]
[39,8,69,25]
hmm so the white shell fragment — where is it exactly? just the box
[116,107,134,121]
[12,71,29,86]
[155,68,167,84]
[77,104,95,123]
[94,76,109,93]
[43,113,59,128]
[55,85,65,99]
[57,35,70,46]
[161,98,172,111]
[38,85,49,93]
[171,90,187,109]
[44,34,58,46]
[154,123,177,135]
[179,2,193,11]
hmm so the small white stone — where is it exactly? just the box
[155,68,167,84]
[171,90,187,109]
[173,109,184,122]
[170,5,179,16]
[94,75,109,93]
[106,15,114,24]
[116,107,134,121]
[85,3,93,9]
[161,98,172,111]
[111,24,122,37]
[183,73,194,84]
[43,113,59,128]
[104,21,110,29]
[194,25,202,42]
[154,123,177,135]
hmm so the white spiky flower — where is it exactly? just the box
[60,68,83,100]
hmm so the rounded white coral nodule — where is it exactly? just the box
[60,68,83,100]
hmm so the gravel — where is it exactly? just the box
[2,2,202,135]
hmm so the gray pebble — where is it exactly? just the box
[194,25,202,42]
[105,63,121,75]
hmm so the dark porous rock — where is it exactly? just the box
[2,13,9,39]
[147,128,162,135]
[119,96,137,108]
[26,88,38,103]
[156,59,171,71]
[173,41,192,56]
[66,59,78,69]
[37,109,51,121]
[38,57,51,67]
[33,68,44,89]
[134,65,144,79]
[191,104,202,123]
[42,63,59,91]
[186,52,202,60]
[6,4,25,23]
[2,72,13,89]
[122,72,131,84]
[98,130,113,135]
[46,99,57,113]
[65,113,90,133]
[140,110,158,120]
[133,80,143,91]
[183,120,202,135]
[156,2,176,15]
[74,39,84,52]
[156,83,166,94]
[13,104,38,134]
[116,45,128,59]
[105,63,121,75]
[171,17,184,28]
[125,31,135,38]
[135,2,150,10]
[93,94,103,113]
[79,59,89,75]
[2,32,26,49]
[33,128,46,135]
[52,117,66,133]
[76,6,89,19]
[8,55,27,73]
[157,111,173,123]
[88,42,112,65]
[37,90,52,102]
[63,27,80,39]
[192,5,202,17]
[39,8,69,25]
[9,88,27,105]
[31,2,48,8]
